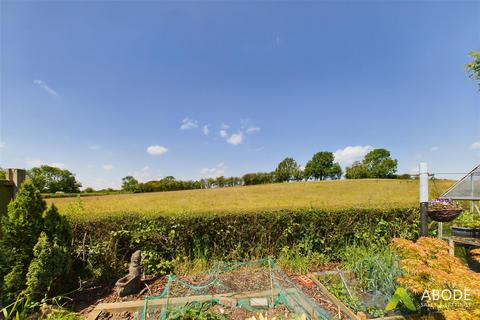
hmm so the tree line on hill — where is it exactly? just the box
[0,148,402,195]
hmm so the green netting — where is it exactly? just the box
[140,258,331,320]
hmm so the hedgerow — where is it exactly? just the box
[70,207,420,281]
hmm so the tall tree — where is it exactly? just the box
[466,51,480,89]
[362,148,398,178]
[122,176,140,192]
[345,161,369,179]
[327,163,343,180]
[304,151,341,180]
[27,165,81,193]
[274,157,301,182]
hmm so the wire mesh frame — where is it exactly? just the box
[139,258,331,320]
[440,164,480,201]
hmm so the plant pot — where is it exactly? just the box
[452,226,480,238]
[427,209,462,222]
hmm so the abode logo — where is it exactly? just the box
[421,289,472,309]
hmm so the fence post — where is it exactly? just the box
[419,163,429,237]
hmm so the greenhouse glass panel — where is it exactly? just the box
[441,165,480,200]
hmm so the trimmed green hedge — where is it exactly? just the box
[70,208,419,280]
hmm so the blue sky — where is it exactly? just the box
[1,1,479,189]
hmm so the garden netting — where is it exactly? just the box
[139,258,331,320]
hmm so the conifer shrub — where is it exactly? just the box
[0,182,72,306]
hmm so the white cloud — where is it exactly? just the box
[102,164,114,171]
[180,118,198,130]
[128,166,158,182]
[89,144,102,150]
[219,129,228,138]
[246,127,261,134]
[0,141,5,149]
[203,125,209,135]
[26,159,65,168]
[33,80,59,97]
[226,132,244,145]
[200,163,227,178]
[221,123,230,129]
[430,146,439,152]
[471,142,480,150]
[333,145,373,166]
[147,145,168,155]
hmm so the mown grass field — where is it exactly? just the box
[48,179,454,220]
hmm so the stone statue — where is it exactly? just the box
[115,250,142,297]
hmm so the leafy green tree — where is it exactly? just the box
[242,172,275,185]
[84,187,95,193]
[362,148,398,178]
[345,161,369,179]
[466,51,480,89]
[274,157,301,182]
[121,176,140,192]
[0,168,5,180]
[28,165,81,193]
[304,151,341,180]
[327,163,343,180]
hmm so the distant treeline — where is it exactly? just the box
[2,148,411,196]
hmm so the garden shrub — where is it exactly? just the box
[25,232,71,300]
[392,237,480,319]
[0,181,46,303]
[0,182,72,307]
[69,207,420,280]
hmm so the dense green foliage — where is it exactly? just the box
[0,168,5,180]
[70,207,419,281]
[0,182,72,306]
[121,175,140,192]
[466,50,480,89]
[304,152,342,180]
[346,148,398,179]
[345,161,369,179]
[242,172,275,185]
[25,232,71,300]
[28,165,81,193]
[274,157,302,182]
[342,243,402,297]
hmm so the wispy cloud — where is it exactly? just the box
[102,164,114,171]
[246,127,261,134]
[203,125,209,136]
[128,166,159,182]
[0,141,5,149]
[219,129,228,138]
[200,163,227,178]
[471,142,480,150]
[89,144,102,151]
[226,132,244,145]
[33,80,59,97]
[147,145,168,155]
[180,118,198,130]
[333,145,373,167]
[26,159,65,168]
[430,146,440,152]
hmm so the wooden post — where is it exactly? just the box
[448,238,455,256]
[419,163,429,237]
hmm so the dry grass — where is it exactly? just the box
[47,179,454,220]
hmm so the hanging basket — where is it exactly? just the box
[428,209,462,222]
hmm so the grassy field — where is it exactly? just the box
[48,179,454,220]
